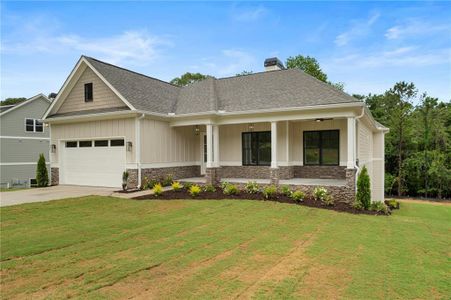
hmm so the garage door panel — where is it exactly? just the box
[62,145,125,187]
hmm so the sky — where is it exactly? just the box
[1,1,450,102]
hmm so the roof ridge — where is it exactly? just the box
[82,55,180,89]
[217,68,294,81]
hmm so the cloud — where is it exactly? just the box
[232,5,268,22]
[385,20,451,40]
[335,12,380,46]
[191,50,256,76]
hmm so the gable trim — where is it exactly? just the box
[0,94,50,117]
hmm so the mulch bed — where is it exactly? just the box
[133,189,389,215]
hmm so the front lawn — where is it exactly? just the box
[1,197,449,299]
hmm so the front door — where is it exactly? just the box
[200,133,207,175]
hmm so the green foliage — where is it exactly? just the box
[262,185,278,200]
[170,72,209,86]
[0,97,27,106]
[223,183,239,196]
[183,182,194,190]
[141,177,157,190]
[384,173,396,195]
[290,190,305,202]
[280,185,292,196]
[171,181,182,191]
[161,174,173,187]
[370,201,389,214]
[152,183,163,197]
[313,187,327,201]
[385,199,400,210]
[203,184,216,193]
[36,154,48,187]
[244,181,260,194]
[189,185,202,197]
[352,201,364,210]
[356,166,371,210]
[236,70,254,76]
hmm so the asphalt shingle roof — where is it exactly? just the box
[83,56,361,116]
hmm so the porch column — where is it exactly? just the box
[206,124,213,168]
[213,125,219,167]
[270,121,279,185]
[347,117,356,169]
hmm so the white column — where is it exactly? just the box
[271,121,278,169]
[206,124,213,168]
[347,117,356,169]
[286,121,289,164]
[213,125,219,167]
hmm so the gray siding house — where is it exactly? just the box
[0,94,51,187]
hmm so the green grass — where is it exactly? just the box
[0,187,29,192]
[1,197,450,299]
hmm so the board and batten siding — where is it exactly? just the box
[140,118,199,164]
[50,118,136,165]
[56,67,126,114]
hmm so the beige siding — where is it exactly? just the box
[291,119,348,166]
[140,118,199,164]
[372,131,385,200]
[50,118,135,165]
[56,67,125,114]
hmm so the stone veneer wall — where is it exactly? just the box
[141,165,200,182]
[51,167,59,186]
[126,169,138,189]
[220,166,294,180]
[293,166,346,179]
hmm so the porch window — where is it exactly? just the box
[303,130,339,165]
[242,131,271,166]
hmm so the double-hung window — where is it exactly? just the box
[242,131,271,166]
[25,118,44,133]
[304,130,339,165]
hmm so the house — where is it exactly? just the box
[43,56,388,202]
[0,94,52,187]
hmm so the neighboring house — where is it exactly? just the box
[43,56,388,201]
[0,94,51,187]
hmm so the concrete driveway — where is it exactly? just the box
[0,185,116,207]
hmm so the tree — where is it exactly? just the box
[356,166,371,209]
[236,70,254,76]
[1,97,27,106]
[36,154,49,187]
[170,72,209,86]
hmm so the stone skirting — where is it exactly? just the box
[141,165,201,182]
[293,165,346,179]
[51,167,59,186]
[270,168,279,185]
[219,166,294,180]
[126,169,138,189]
[206,167,220,185]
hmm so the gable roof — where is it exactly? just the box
[0,94,51,117]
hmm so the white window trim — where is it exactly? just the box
[24,118,44,133]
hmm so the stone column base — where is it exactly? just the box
[270,168,280,185]
[51,167,59,185]
[344,168,357,203]
[206,167,220,185]
[126,169,138,189]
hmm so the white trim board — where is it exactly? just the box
[1,162,50,166]
[0,136,50,140]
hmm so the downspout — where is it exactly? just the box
[136,113,145,188]
[354,107,365,190]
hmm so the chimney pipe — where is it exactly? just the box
[264,57,284,71]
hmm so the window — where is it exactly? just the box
[84,83,93,102]
[79,141,92,147]
[25,118,44,133]
[303,130,339,166]
[242,131,271,166]
[95,140,108,147]
[66,141,77,148]
[110,139,125,146]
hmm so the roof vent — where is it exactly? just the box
[264,57,284,71]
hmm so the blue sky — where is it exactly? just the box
[1,1,450,102]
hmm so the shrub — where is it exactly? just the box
[352,201,364,210]
[370,201,389,214]
[161,174,173,187]
[203,184,216,193]
[356,166,371,210]
[220,181,229,190]
[322,194,334,206]
[189,185,202,197]
[280,185,292,197]
[36,153,49,187]
[313,187,333,206]
[152,183,163,197]
[121,171,129,191]
[183,182,194,190]
[245,181,260,194]
[223,183,239,195]
[385,199,400,210]
[140,176,149,190]
[262,185,278,200]
[147,179,158,189]
[171,181,182,191]
[290,190,305,202]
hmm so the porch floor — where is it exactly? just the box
[178,177,346,187]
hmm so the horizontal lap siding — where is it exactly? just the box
[1,138,49,163]
[0,164,42,183]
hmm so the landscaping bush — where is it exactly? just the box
[220,181,229,190]
[370,201,389,214]
[36,153,49,187]
[140,176,149,190]
[148,179,158,189]
[356,166,371,210]
[313,187,333,205]
[385,199,400,209]
[223,183,239,195]
[203,184,216,193]
[121,171,129,191]
[262,185,278,200]
[153,183,163,197]
[280,185,291,197]
[189,185,202,197]
[183,182,194,190]
[171,181,182,191]
[352,201,364,210]
[245,181,260,194]
[290,190,305,202]
[161,174,173,187]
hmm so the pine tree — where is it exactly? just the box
[356,166,371,209]
[36,153,49,187]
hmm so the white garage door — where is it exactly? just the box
[61,139,126,187]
